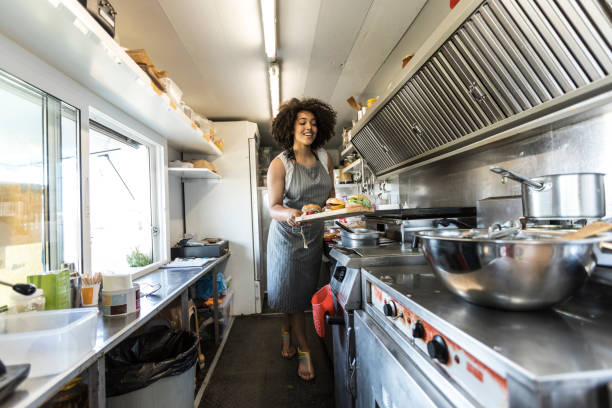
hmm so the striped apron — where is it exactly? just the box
[266,153,332,313]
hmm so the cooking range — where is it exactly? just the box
[357,264,612,407]
[327,209,475,408]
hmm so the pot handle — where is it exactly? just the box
[490,166,544,190]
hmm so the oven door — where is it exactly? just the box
[354,310,459,408]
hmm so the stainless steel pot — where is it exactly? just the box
[490,167,605,219]
[416,229,608,310]
[340,228,380,248]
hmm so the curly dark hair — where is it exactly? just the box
[271,97,337,160]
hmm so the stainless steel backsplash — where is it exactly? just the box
[398,110,612,218]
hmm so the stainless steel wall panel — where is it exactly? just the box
[408,80,456,142]
[501,0,576,93]
[538,0,604,81]
[471,10,541,107]
[482,2,555,102]
[516,0,589,87]
[420,64,474,135]
[487,0,561,99]
[413,73,463,139]
[429,57,485,130]
[557,0,612,75]
[450,32,511,119]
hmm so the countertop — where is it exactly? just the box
[362,264,612,382]
[1,253,229,408]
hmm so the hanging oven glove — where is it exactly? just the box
[300,226,308,249]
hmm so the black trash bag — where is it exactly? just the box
[105,326,199,397]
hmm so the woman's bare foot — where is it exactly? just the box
[297,347,315,380]
[281,329,296,359]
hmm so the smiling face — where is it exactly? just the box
[293,110,317,147]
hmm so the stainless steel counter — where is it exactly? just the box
[1,254,229,408]
[363,264,612,381]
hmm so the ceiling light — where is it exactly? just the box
[47,0,61,7]
[260,0,277,60]
[268,62,280,117]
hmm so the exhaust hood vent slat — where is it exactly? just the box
[350,0,612,177]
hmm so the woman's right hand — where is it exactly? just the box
[286,209,302,227]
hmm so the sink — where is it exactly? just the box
[0,308,98,377]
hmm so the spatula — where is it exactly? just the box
[561,221,612,240]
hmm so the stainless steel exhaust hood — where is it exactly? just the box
[352,0,612,178]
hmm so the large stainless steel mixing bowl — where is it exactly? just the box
[416,229,608,311]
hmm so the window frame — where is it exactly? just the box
[87,108,167,278]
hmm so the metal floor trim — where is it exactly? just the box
[193,316,235,408]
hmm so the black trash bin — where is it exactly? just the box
[105,326,198,408]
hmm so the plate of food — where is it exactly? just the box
[295,194,374,222]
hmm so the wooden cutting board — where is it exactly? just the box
[295,206,374,222]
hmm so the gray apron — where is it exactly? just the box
[266,156,332,313]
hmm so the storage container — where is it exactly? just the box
[0,308,98,377]
[159,77,183,105]
[7,289,45,314]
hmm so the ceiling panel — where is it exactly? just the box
[111,0,431,147]
[278,1,321,106]
[329,0,428,143]
[302,0,372,102]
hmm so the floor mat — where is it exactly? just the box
[199,314,334,408]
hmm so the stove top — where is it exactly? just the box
[362,264,612,379]
[329,242,425,269]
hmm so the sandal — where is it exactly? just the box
[297,346,315,381]
[281,329,296,359]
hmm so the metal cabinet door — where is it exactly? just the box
[354,311,455,408]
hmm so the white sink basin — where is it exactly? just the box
[0,308,98,377]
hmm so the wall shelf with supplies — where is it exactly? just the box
[0,0,222,155]
[168,168,221,181]
[342,158,362,174]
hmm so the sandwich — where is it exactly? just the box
[347,194,372,208]
[325,197,346,211]
[301,203,322,215]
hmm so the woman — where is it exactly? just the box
[266,97,336,381]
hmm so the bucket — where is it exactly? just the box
[311,285,334,337]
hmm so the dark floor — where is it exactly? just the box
[199,314,335,408]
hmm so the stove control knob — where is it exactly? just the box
[383,302,397,317]
[427,335,449,364]
[412,321,425,339]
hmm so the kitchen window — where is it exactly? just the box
[88,120,163,274]
[0,69,80,299]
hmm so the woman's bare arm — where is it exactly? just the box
[267,157,302,226]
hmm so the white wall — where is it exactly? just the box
[167,146,185,246]
[0,33,170,276]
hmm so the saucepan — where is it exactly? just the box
[416,229,609,310]
[340,228,381,248]
[489,167,605,219]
